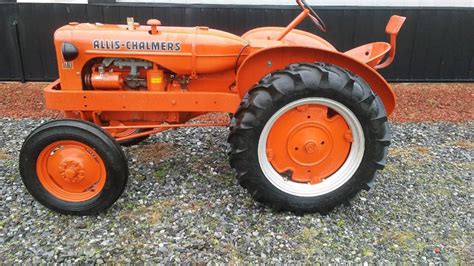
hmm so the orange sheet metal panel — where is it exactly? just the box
[236,46,397,115]
[54,24,247,91]
[44,80,241,113]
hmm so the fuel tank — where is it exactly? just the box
[54,22,247,75]
[242,27,337,51]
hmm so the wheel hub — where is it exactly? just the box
[37,141,106,202]
[286,123,332,166]
[267,104,352,184]
[304,141,316,153]
[59,160,85,183]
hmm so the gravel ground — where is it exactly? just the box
[0,118,472,263]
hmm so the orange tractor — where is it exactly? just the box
[19,0,406,215]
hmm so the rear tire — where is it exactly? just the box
[19,119,129,215]
[228,62,390,214]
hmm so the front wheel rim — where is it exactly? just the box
[258,97,365,197]
[36,140,107,202]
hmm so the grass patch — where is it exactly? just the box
[121,199,176,226]
[427,185,452,197]
[457,161,474,171]
[361,246,374,257]
[295,228,326,258]
[390,146,432,158]
[389,145,434,168]
[242,195,256,208]
[216,174,235,186]
[153,161,172,180]
[379,228,424,253]
[297,227,323,242]
[203,215,219,231]
[381,163,399,174]
[120,199,175,224]
[0,219,6,229]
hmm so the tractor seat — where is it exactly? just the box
[344,42,391,68]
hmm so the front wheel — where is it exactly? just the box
[228,63,390,214]
[19,119,129,215]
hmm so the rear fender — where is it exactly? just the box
[242,27,337,51]
[236,46,396,115]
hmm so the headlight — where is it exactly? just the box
[61,42,78,61]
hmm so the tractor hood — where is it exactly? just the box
[54,23,248,75]
[54,22,336,78]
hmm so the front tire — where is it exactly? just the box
[228,63,390,214]
[19,119,129,215]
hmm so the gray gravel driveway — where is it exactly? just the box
[0,118,472,263]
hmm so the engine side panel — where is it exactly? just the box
[54,23,246,91]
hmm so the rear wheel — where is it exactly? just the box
[19,119,128,215]
[228,63,390,214]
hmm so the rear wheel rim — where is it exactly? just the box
[36,140,106,202]
[258,97,365,197]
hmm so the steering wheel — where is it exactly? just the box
[297,0,327,32]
